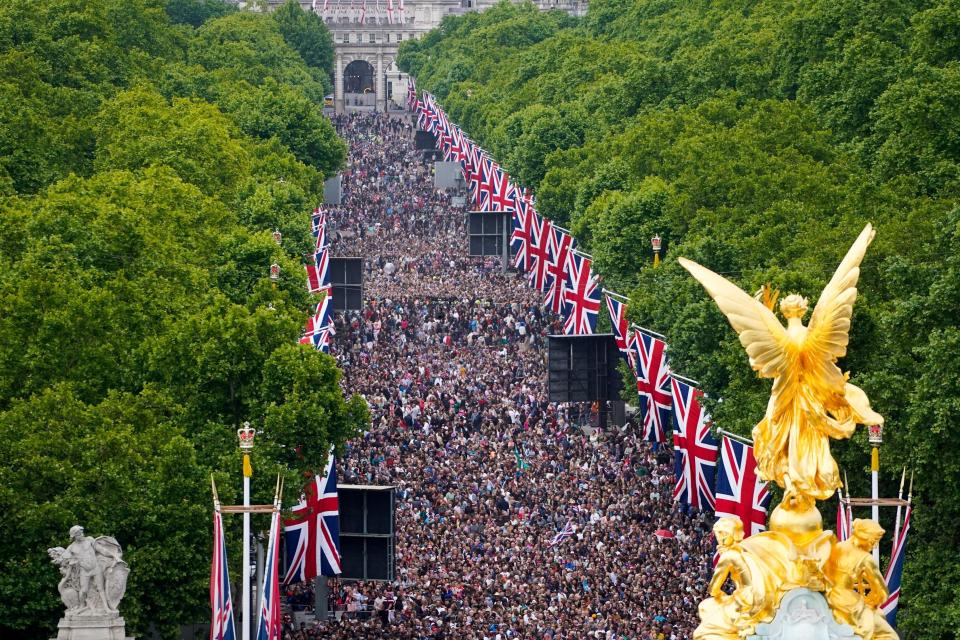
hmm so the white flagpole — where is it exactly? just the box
[670,372,700,387]
[892,467,906,545]
[601,288,628,302]
[716,428,753,446]
[629,323,668,340]
[871,447,880,564]
[242,469,250,640]
[844,469,853,538]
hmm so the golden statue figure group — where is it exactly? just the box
[678,224,897,639]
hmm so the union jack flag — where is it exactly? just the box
[510,193,535,272]
[463,142,485,208]
[714,436,771,536]
[210,508,236,640]
[671,377,718,510]
[484,166,516,213]
[631,330,672,444]
[882,505,911,627]
[835,492,851,541]
[388,0,395,25]
[544,227,575,315]
[301,295,335,352]
[436,110,454,153]
[476,154,499,211]
[306,249,330,294]
[255,498,282,640]
[444,126,463,163]
[605,295,633,362]
[300,325,333,352]
[283,452,342,583]
[406,77,414,108]
[312,208,326,232]
[414,99,426,127]
[415,96,431,130]
[315,229,328,253]
[548,519,575,546]
[561,252,601,335]
[526,212,553,291]
[421,94,441,133]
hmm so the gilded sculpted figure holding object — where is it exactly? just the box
[824,519,897,640]
[681,224,891,639]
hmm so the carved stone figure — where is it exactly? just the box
[49,525,131,640]
[49,526,128,616]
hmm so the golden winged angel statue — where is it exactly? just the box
[679,224,883,502]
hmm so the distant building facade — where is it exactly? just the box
[238,0,586,112]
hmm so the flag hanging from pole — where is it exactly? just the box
[881,505,911,627]
[671,376,718,510]
[714,436,771,536]
[561,252,601,335]
[255,500,282,640]
[283,452,342,583]
[631,329,672,444]
[210,509,237,640]
[604,295,632,363]
[544,226,575,315]
[835,491,851,541]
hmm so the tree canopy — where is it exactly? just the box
[399,1,960,635]
[0,1,360,638]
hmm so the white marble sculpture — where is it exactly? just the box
[48,525,132,640]
[748,589,858,640]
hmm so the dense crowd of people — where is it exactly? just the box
[282,113,715,640]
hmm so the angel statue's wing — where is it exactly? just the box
[678,258,792,378]
[805,223,875,371]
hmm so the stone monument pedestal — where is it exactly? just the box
[748,589,857,640]
[54,614,133,640]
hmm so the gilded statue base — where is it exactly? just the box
[694,496,897,640]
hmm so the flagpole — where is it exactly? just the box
[238,423,255,640]
[892,467,906,545]
[716,428,753,446]
[601,288,628,302]
[629,323,668,340]
[670,372,701,387]
[844,469,853,537]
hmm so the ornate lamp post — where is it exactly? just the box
[270,262,280,291]
[237,422,255,640]
[651,234,662,267]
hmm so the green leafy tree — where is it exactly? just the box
[0,386,210,638]
[0,1,357,635]
[271,0,335,74]
[214,78,345,176]
[165,0,236,27]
